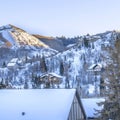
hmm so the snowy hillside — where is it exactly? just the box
[0,24,48,48]
[0,25,120,97]
[45,31,120,96]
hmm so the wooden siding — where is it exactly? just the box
[68,90,86,120]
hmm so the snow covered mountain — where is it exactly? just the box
[0,24,48,48]
[0,25,120,97]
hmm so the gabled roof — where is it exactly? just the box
[7,62,17,67]
[7,58,18,67]
[0,89,76,120]
[88,63,102,71]
[40,72,63,78]
[10,58,18,63]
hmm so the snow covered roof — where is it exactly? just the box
[10,58,18,63]
[40,72,63,78]
[0,89,76,120]
[7,62,17,67]
[88,63,102,71]
[7,58,19,67]
[81,98,105,118]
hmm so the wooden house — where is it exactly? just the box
[0,89,86,120]
[7,58,19,69]
[40,72,63,88]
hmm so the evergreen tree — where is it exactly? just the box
[98,39,120,120]
[0,78,7,89]
[83,37,89,48]
[64,63,70,88]
[40,56,47,73]
[24,81,29,89]
[25,55,28,63]
[60,61,64,76]
[2,61,6,67]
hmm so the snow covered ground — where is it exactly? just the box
[0,89,75,120]
[81,98,105,118]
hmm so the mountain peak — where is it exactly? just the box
[0,24,49,48]
[0,24,12,30]
[8,24,26,32]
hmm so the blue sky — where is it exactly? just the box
[0,0,120,37]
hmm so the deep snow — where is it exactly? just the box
[0,89,75,120]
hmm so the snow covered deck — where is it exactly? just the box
[0,89,76,120]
